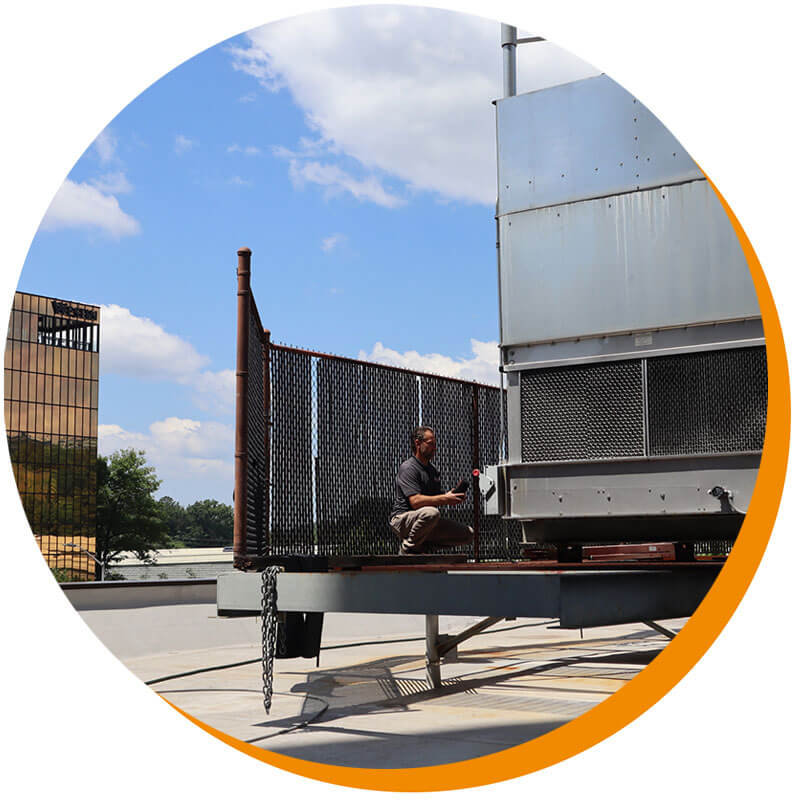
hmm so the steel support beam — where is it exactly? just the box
[217,567,719,628]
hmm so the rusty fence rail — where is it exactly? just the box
[233,248,520,569]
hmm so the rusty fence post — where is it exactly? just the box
[472,383,481,562]
[233,247,251,570]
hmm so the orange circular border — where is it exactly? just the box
[164,176,790,791]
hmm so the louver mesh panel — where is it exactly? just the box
[270,348,314,554]
[244,298,267,558]
[520,361,645,461]
[647,346,767,456]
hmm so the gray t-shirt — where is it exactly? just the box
[391,456,441,519]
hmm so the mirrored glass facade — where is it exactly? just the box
[4,292,99,579]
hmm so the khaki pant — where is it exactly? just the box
[389,507,473,555]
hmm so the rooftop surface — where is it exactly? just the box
[76,592,682,769]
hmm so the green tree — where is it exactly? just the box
[157,495,191,547]
[184,499,234,547]
[95,449,169,579]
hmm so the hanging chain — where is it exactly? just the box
[261,565,284,714]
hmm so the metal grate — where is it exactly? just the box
[520,360,645,461]
[647,346,767,456]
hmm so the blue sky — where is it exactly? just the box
[18,6,597,505]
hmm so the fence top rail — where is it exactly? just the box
[269,340,502,390]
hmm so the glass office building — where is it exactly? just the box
[4,292,99,579]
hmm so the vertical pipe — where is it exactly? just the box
[500,24,517,98]
[233,247,251,570]
[425,614,442,688]
[264,328,271,555]
[472,383,481,562]
[496,209,506,465]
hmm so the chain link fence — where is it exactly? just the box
[267,344,520,560]
[233,265,519,564]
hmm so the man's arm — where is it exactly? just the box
[408,491,465,509]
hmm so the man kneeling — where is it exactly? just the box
[390,426,473,555]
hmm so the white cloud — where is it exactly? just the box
[228,175,252,186]
[90,171,133,194]
[99,305,234,412]
[321,232,346,252]
[40,179,140,237]
[99,418,233,503]
[227,143,262,156]
[288,159,403,208]
[358,339,501,385]
[174,134,196,155]
[97,423,148,447]
[191,370,236,414]
[93,128,117,164]
[236,8,599,205]
[100,304,209,381]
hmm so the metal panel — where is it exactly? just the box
[557,570,716,628]
[503,453,759,519]
[503,318,764,371]
[499,180,758,347]
[496,75,702,216]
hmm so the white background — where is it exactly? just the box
[1,1,796,797]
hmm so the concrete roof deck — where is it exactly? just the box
[74,586,682,769]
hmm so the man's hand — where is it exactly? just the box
[441,491,466,506]
[408,492,466,509]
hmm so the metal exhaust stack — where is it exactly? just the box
[501,24,517,98]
